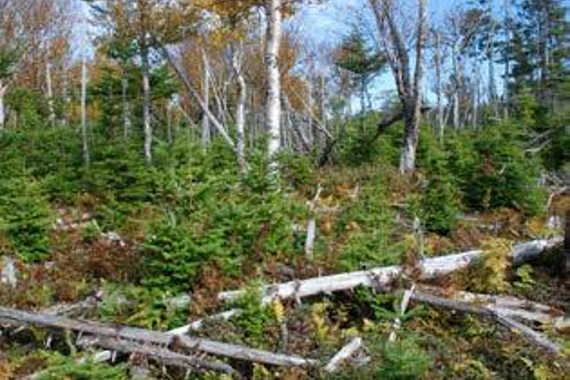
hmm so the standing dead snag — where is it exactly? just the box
[305,185,323,260]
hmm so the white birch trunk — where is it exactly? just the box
[142,44,152,164]
[233,47,249,175]
[46,59,56,128]
[201,49,211,146]
[434,32,444,140]
[265,0,283,176]
[452,44,461,129]
[80,56,90,166]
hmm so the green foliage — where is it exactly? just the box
[337,112,402,167]
[230,286,279,348]
[35,352,128,380]
[414,131,461,234]
[447,124,546,216]
[98,284,187,330]
[0,176,52,262]
[327,334,433,380]
[5,88,48,129]
[334,167,404,270]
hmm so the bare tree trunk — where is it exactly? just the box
[141,42,152,164]
[201,48,211,147]
[233,46,249,175]
[502,0,511,120]
[80,56,90,167]
[62,67,70,127]
[46,59,56,128]
[122,74,132,140]
[452,44,461,129]
[487,19,497,114]
[434,31,444,140]
[0,80,6,131]
[400,0,427,174]
[265,0,283,176]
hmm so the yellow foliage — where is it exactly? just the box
[0,361,13,380]
[468,238,513,293]
[271,299,285,323]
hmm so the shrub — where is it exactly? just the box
[447,125,546,216]
[0,176,52,262]
[334,166,405,270]
[325,335,433,380]
[35,353,128,380]
[414,132,461,235]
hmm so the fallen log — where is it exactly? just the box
[168,309,243,336]
[77,336,235,374]
[0,306,318,368]
[423,287,569,329]
[409,291,562,355]
[219,238,562,303]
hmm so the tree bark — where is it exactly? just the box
[201,47,211,147]
[232,45,249,175]
[434,31,444,140]
[46,59,56,128]
[141,41,152,164]
[265,0,283,176]
[80,56,90,166]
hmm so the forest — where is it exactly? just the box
[0,0,569,379]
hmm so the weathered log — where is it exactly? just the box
[409,291,562,355]
[324,337,363,373]
[168,309,243,335]
[425,287,568,328]
[78,336,235,374]
[0,306,318,368]
[219,238,562,303]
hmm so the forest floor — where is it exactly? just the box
[0,175,568,380]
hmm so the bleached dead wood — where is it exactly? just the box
[0,256,17,288]
[77,336,235,375]
[219,238,562,303]
[424,287,569,329]
[409,291,562,355]
[389,285,416,342]
[168,309,243,336]
[324,337,363,373]
[305,185,322,260]
[0,306,318,368]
